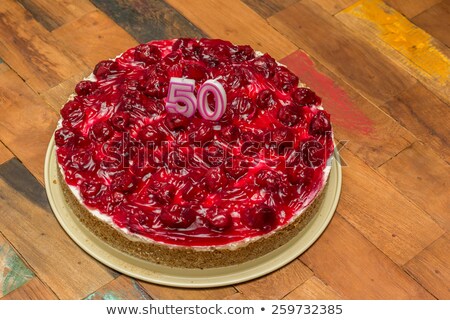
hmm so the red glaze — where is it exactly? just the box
[55,38,334,246]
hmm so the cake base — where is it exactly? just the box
[58,163,326,269]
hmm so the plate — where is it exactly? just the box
[44,137,342,288]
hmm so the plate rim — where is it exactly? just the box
[44,137,342,288]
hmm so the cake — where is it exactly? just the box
[54,38,334,268]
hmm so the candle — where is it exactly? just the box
[197,80,227,121]
[165,77,227,120]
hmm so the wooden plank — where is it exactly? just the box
[17,0,96,31]
[300,214,434,299]
[41,69,91,113]
[283,276,343,300]
[405,233,450,299]
[52,10,138,69]
[378,142,450,231]
[268,0,417,105]
[337,0,450,104]
[311,0,358,14]
[412,1,450,48]
[0,0,86,93]
[338,148,445,265]
[90,0,205,43]
[236,260,313,299]
[0,69,58,184]
[242,0,299,18]
[0,234,34,298]
[0,142,13,166]
[139,282,237,300]
[1,277,58,300]
[0,160,115,299]
[384,0,442,18]
[165,0,298,60]
[380,83,450,164]
[84,276,151,300]
[280,50,416,168]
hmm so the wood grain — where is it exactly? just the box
[378,142,450,231]
[236,260,313,299]
[242,0,299,18]
[1,277,58,300]
[52,10,138,68]
[0,0,86,93]
[280,50,416,168]
[139,282,237,300]
[405,233,450,299]
[337,0,450,104]
[380,83,450,164]
[0,160,115,299]
[90,0,205,43]
[0,142,13,166]
[0,234,34,298]
[17,0,96,31]
[300,214,434,299]
[283,276,343,300]
[311,0,358,14]
[384,0,442,18]
[166,0,298,60]
[412,1,450,48]
[268,0,417,105]
[338,148,445,265]
[0,69,58,184]
[84,276,151,300]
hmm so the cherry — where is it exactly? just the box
[255,169,281,191]
[241,204,277,230]
[231,45,255,62]
[286,165,315,185]
[55,128,77,147]
[128,207,154,232]
[182,181,207,202]
[134,44,161,65]
[267,128,295,155]
[60,100,84,123]
[93,60,117,79]
[144,75,168,98]
[203,141,226,166]
[110,112,130,132]
[75,80,98,96]
[220,126,240,145]
[145,100,165,116]
[229,95,257,121]
[309,110,331,135]
[163,51,181,65]
[183,63,208,82]
[278,104,301,127]
[160,204,196,229]
[173,38,200,60]
[206,207,232,231]
[205,167,228,192]
[80,181,104,200]
[110,170,136,192]
[139,125,165,144]
[70,150,94,171]
[256,89,277,109]
[165,113,190,131]
[292,87,321,106]
[252,54,277,78]
[188,122,214,145]
[90,121,114,142]
[300,139,326,168]
[224,157,248,180]
[273,66,299,92]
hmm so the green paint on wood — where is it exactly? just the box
[84,291,120,300]
[0,244,34,296]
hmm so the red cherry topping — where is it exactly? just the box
[94,60,117,79]
[160,204,196,229]
[309,110,331,135]
[134,44,161,65]
[205,167,228,192]
[90,121,114,142]
[75,80,98,96]
[241,204,277,230]
[256,89,277,109]
[292,87,322,106]
[165,113,190,131]
[206,207,233,231]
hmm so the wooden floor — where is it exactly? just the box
[0,0,448,300]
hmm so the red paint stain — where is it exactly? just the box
[281,51,373,134]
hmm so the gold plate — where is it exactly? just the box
[44,137,341,288]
